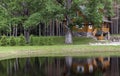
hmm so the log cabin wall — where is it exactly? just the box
[118,7,120,33]
[110,0,120,34]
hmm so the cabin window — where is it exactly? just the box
[88,23,92,29]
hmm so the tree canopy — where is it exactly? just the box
[0,0,118,43]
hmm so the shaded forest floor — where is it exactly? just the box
[0,45,120,61]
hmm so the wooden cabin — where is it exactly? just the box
[95,19,111,40]
[70,7,112,40]
[72,10,95,37]
[72,18,111,40]
[63,6,112,40]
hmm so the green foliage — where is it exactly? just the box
[0,35,8,46]
[38,37,53,45]
[18,34,26,46]
[24,13,42,29]
[29,35,34,45]
[0,36,95,46]
[9,36,16,46]
[39,37,46,45]
[46,37,54,45]
[29,36,54,45]
[0,0,117,37]
[27,36,95,45]
[69,17,84,29]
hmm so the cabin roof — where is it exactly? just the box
[103,19,112,23]
[103,17,112,23]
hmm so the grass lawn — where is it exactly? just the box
[0,45,120,61]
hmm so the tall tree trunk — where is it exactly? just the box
[15,25,18,37]
[9,24,12,36]
[24,29,30,43]
[46,23,48,36]
[56,19,58,36]
[39,24,41,36]
[58,21,60,36]
[63,23,65,36]
[65,0,72,44]
[13,26,16,36]
[50,20,52,36]
[52,20,55,36]
[65,30,72,44]
[45,23,47,36]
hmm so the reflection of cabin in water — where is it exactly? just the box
[64,57,110,76]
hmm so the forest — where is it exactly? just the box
[0,0,120,45]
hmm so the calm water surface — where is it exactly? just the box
[0,57,119,76]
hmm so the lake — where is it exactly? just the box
[0,57,119,76]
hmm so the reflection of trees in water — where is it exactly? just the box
[44,57,65,76]
[5,57,47,76]
[0,57,119,76]
[110,57,119,76]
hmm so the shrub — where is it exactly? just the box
[38,37,46,45]
[46,37,53,45]
[38,37,54,45]
[18,34,26,46]
[0,35,8,46]
[29,35,34,45]
[9,36,16,46]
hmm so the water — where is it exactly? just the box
[0,57,119,76]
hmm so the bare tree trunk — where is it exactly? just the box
[65,0,73,44]
[53,20,55,36]
[9,24,12,36]
[44,23,46,36]
[46,23,48,36]
[39,24,41,36]
[13,26,15,36]
[58,21,60,36]
[15,25,18,37]
[65,30,72,44]
[49,20,52,36]
[63,23,65,36]
[24,29,30,43]
[56,20,60,36]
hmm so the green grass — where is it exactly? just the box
[0,45,120,61]
[73,37,95,44]
[34,36,95,45]
[0,36,119,61]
